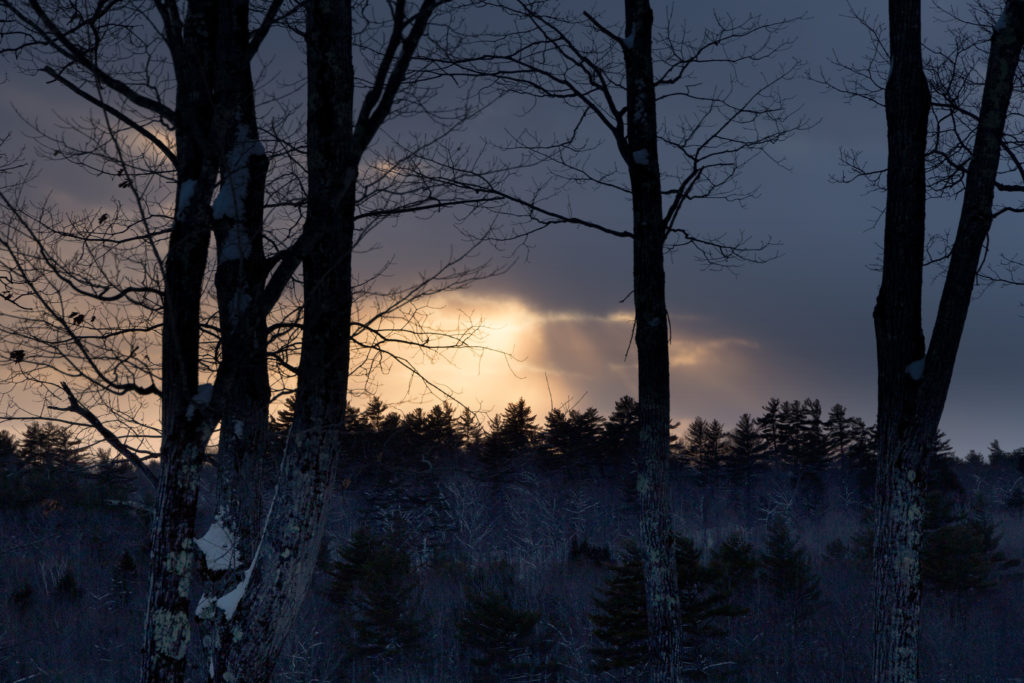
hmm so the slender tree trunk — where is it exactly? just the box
[622,0,682,678]
[872,2,1024,680]
[201,2,272,677]
[141,4,219,680]
[208,0,270,572]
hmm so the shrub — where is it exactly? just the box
[54,567,81,601]
[569,536,612,566]
[8,583,33,612]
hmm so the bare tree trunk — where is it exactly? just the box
[141,4,220,679]
[623,0,682,678]
[208,0,270,571]
[871,2,930,677]
[214,1,355,678]
[872,2,1024,680]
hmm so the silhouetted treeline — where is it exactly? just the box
[270,393,1024,487]
[4,400,1024,680]
[0,423,134,508]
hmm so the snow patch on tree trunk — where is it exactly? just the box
[186,383,214,419]
[218,229,253,264]
[904,358,925,380]
[175,179,197,220]
[212,129,265,221]
[195,508,241,572]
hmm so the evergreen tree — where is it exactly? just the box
[602,395,641,463]
[17,422,87,500]
[590,544,648,674]
[823,403,852,461]
[327,527,376,606]
[724,415,762,520]
[457,589,543,680]
[675,536,748,645]
[794,398,826,470]
[756,398,783,460]
[684,416,709,465]
[346,404,369,433]
[1005,484,1024,518]
[684,417,725,467]
[570,407,605,449]
[456,406,483,452]
[708,532,759,597]
[269,396,297,434]
[774,400,803,466]
[18,422,85,477]
[424,402,460,453]
[542,408,572,462]
[364,396,388,432]
[0,429,16,473]
[760,518,821,618]
[590,538,744,676]
[486,398,539,458]
[327,527,424,660]
[921,497,1017,592]
[350,544,424,658]
[89,448,135,503]
[402,407,428,444]
[725,414,762,470]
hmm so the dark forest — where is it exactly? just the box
[2,395,1022,680]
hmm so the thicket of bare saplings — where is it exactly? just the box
[2,396,1022,681]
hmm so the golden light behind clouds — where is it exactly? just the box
[365,292,764,426]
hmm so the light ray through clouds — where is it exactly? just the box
[367,292,767,429]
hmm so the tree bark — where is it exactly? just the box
[872,2,1024,680]
[213,1,355,678]
[142,3,219,679]
[208,0,270,572]
[622,0,682,678]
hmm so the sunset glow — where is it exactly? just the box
[365,292,766,427]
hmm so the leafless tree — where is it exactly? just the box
[446,1,806,676]
[0,0,504,679]
[830,0,1024,679]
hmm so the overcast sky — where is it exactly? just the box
[4,0,1024,456]
[386,0,1024,456]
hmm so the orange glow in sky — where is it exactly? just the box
[363,292,765,427]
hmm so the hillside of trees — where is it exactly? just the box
[2,396,1023,681]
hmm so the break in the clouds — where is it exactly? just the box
[367,292,770,431]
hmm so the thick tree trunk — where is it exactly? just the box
[871,2,930,678]
[200,2,272,677]
[872,2,1024,681]
[622,1,682,679]
[214,2,355,679]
